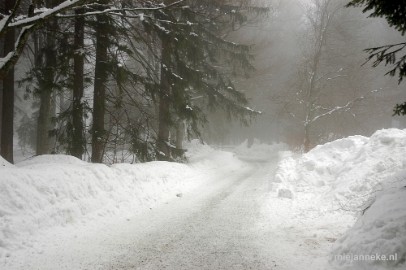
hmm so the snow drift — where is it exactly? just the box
[273,129,406,212]
[272,128,406,269]
[0,156,199,258]
[330,172,406,270]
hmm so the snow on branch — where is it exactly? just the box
[0,26,33,78]
[0,0,88,79]
[8,0,86,28]
[308,97,364,125]
[56,0,186,18]
[306,89,379,125]
[0,0,186,81]
[0,15,11,36]
[0,0,22,36]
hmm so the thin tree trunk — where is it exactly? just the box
[156,41,171,161]
[36,88,52,155]
[0,78,2,153]
[156,0,178,161]
[36,1,57,155]
[302,1,330,152]
[71,9,85,159]
[171,120,186,159]
[0,0,16,163]
[304,124,311,152]
[175,120,185,150]
[91,1,109,163]
[0,1,4,153]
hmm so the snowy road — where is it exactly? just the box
[4,133,406,270]
[101,162,278,270]
[4,156,331,270]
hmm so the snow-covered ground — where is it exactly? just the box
[0,142,247,261]
[270,128,406,270]
[1,130,405,269]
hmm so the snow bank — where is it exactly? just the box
[330,173,406,270]
[0,156,13,168]
[17,154,87,167]
[271,128,406,269]
[0,158,197,258]
[273,129,406,212]
[0,143,243,259]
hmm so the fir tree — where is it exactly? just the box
[141,0,266,160]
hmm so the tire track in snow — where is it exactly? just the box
[101,161,280,270]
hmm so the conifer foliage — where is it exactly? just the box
[0,0,265,163]
[144,0,262,160]
[347,0,406,114]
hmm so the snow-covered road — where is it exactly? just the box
[4,158,313,270]
[3,132,406,270]
[102,162,275,270]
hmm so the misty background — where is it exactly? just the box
[3,0,406,162]
[203,0,406,148]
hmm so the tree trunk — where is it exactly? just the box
[36,90,52,155]
[172,120,187,159]
[156,0,179,161]
[0,2,4,153]
[175,120,185,150]
[36,1,57,155]
[91,2,109,163]
[156,41,172,161]
[71,9,85,159]
[304,124,311,152]
[0,77,2,153]
[0,0,16,163]
[302,0,332,152]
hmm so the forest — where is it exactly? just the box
[1,1,406,269]
[0,0,405,164]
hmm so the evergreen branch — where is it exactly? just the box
[8,0,89,28]
[56,0,186,18]
[364,42,406,82]
[0,0,22,37]
[0,25,34,80]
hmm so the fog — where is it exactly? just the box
[2,2,406,269]
[2,0,405,162]
[203,0,406,149]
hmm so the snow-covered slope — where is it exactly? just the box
[271,128,406,269]
[0,156,13,168]
[0,143,247,259]
[273,129,406,213]
[330,172,406,270]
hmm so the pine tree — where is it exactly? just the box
[71,8,85,159]
[91,0,111,163]
[36,0,59,155]
[5,0,264,163]
[0,0,15,163]
[142,0,264,160]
